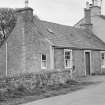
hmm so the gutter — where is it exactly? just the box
[52,45,105,51]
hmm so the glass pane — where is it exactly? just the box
[65,51,70,60]
[65,55,70,59]
[65,52,70,56]
[42,54,46,60]
[101,53,104,60]
[65,60,70,68]
[42,61,46,68]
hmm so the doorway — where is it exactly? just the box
[85,52,91,75]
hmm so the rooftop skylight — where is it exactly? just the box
[47,28,54,34]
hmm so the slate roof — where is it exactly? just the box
[33,17,105,50]
[74,15,105,27]
[1,7,105,51]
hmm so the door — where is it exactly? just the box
[85,52,90,75]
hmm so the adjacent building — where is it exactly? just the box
[75,0,105,72]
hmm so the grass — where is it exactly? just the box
[0,80,100,105]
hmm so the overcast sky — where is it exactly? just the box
[0,0,105,26]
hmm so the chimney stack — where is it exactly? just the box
[84,2,92,32]
[25,0,29,8]
[90,0,102,16]
[16,0,33,22]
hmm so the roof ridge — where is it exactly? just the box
[41,20,73,28]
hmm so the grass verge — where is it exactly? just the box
[0,80,100,105]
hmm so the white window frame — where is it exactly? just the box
[100,51,105,69]
[64,49,72,69]
[41,54,47,69]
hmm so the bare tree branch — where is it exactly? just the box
[0,8,16,42]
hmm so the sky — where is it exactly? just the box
[0,0,105,26]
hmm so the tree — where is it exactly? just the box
[0,8,16,44]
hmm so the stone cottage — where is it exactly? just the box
[0,2,105,78]
[74,0,105,71]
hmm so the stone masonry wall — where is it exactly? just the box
[0,10,51,76]
[0,16,25,76]
[91,51,101,74]
[54,49,86,78]
[0,70,71,89]
[6,16,26,75]
[24,22,51,73]
[54,48,64,70]
[72,50,85,78]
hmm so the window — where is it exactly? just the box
[41,54,47,69]
[101,52,105,68]
[101,53,104,60]
[64,49,72,69]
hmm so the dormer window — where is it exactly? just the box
[47,28,54,34]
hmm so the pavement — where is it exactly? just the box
[21,76,105,105]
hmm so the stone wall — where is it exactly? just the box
[24,22,51,72]
[54,48,64,70]
[54,49,86,78]
[7,16,25,75]
[91,51,101,74]
[0,11,51,76]
[0,70,71,89]
[72,50,85,78]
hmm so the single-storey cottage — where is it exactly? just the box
[0,4,105,78]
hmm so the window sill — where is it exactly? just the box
[41,68,47,70]
[65,67,72,69]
